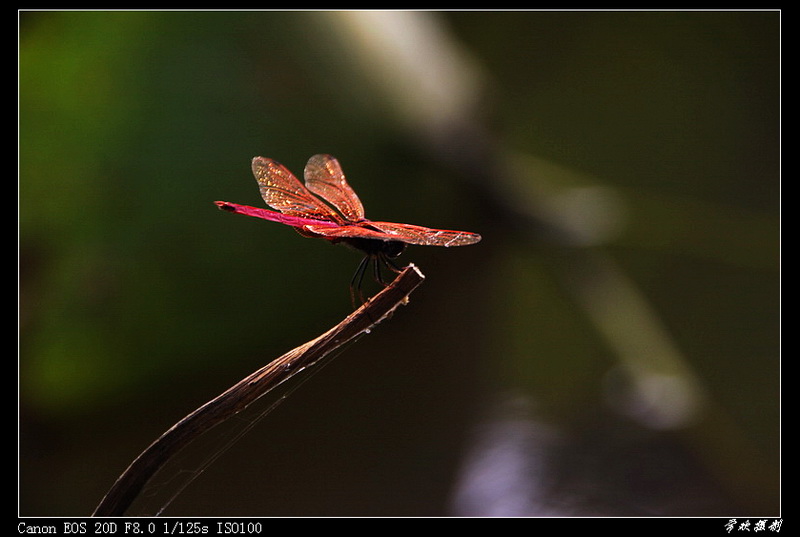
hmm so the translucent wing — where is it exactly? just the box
[303,221,482,247]
[230,155,482,248]
[303,154,365,223]
[252,157,344,223]
[364,221,482,247]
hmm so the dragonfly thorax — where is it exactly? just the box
[340,237,407,259]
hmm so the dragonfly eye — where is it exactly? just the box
[383,241,406,258]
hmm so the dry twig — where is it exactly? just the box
[93,264,425,516]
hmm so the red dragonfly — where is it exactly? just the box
[216,154,481,302]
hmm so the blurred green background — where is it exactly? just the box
[19,10,779,516]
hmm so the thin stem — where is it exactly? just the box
[92,264,425,517]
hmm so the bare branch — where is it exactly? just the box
[93,264,425,516]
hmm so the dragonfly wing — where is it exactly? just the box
[304,221,482,247]
[302,223,392,241]
[366,221,482,247]
[252,157,343,223]
[303,154,366,222]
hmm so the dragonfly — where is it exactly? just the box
[216,154,482,303]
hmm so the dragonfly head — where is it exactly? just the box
[382,240,406,259]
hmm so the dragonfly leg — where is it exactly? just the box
[373,255,387,286]
[373,252,404,285]
[350,255,371,307]
[382,253,403,274]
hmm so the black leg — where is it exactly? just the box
[373,255,387,285]
[382,253,403,273]
[350,255,371,307]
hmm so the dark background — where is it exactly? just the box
[20,10,779,517]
